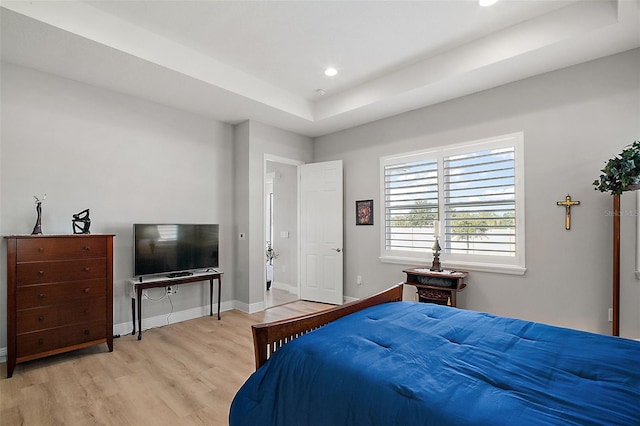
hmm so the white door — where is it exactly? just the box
[300,160,344,305]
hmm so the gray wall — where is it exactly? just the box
[0,62,235,346]
[314,48,640,338]
[233,122,251,306]
[1,47,638,350]
[0,62,313,356]
[233,120,312,311]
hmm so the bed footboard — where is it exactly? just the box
[251,284,404,369]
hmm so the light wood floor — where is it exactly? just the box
[264,287,298,308]
[0,301,331,426]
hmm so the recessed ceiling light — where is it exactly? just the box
[478,0,499,6]
[324,67,338,77]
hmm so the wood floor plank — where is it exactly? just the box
[1,301,330,426]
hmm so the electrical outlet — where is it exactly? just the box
[166,286,175,295]
[608,308,613,322]
[356,275,363,285]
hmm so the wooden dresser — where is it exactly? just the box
[5,234,114,378]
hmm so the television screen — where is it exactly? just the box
[134,224,219,276]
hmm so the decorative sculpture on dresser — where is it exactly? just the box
[430,220,442,272]
[72,209,91,234]
[31,194,46,235]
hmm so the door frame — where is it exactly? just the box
[263,154,304,306]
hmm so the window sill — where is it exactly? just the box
[380,256,526,276]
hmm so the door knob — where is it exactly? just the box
[332,248,343,253]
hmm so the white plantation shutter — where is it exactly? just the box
[443,147,516,256]
[383,158,438,253]
[381,133,525,274]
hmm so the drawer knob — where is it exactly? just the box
[38,271,44,276]
[38,315,44,321]
[38,247,44,252]
[38,293,45,299]
[83,267,90,272]
[84,288,91,293]
[84,246,91,251]
[83,309,89,314]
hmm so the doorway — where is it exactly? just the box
[264,158,300,308]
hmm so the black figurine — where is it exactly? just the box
[72,209,91,234]
[31,194,46,235]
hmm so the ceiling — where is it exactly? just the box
[1,0,639,137]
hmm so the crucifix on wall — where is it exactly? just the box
[556,194,580,230]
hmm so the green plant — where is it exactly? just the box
[593,140,640,195]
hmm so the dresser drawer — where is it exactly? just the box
[16,237,107,262]
[17,279,107,309]
[59,321,106,347]
[59,297,106,326]
[16,297,107,333]
[17,258,106,285]
[17,306,60,334]
[17,330,60,357]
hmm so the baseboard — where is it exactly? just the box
[232,299,266,314]
[114,300,235,336]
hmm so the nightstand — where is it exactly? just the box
[403,268,468,307]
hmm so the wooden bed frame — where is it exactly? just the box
[251,284,404,369]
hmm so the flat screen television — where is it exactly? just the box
[134,224,219,277]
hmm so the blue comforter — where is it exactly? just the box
[230,302,640,425]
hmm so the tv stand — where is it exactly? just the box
[166,271,193,278]
[130,271,223,340]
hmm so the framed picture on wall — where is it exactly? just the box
[356,200,374,225]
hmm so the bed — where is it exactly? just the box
[230,284,640,425]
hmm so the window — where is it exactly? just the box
[380,133,525,275]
